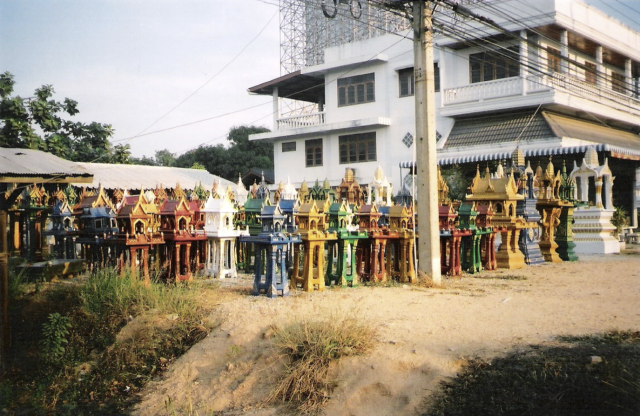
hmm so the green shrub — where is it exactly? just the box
[40,312,72,359]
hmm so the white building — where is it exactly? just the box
[249,0,640,224]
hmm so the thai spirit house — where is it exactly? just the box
[292,201,336,292]
[387,205,415,282]
[109,191,164,281]
[517,161,544,265]
[466,166,531,269]
[19,184,50,261]
[337,168,364,206]
[44,196,75,260]
[458,201,483,274]
[73,185,118,268]
[475,202,498,271]
[241,197,271,272]
[355,203,397,282]
[557,161,579,261]
[438,203,469,276]
[569,147,620,254]
[158,196,207,281]
[535,158,570,263]
[240,203,301,297]
[325,200,367,287]
[202,193,248,279]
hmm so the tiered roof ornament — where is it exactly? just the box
[234,173,249,206]
[337,168,363,205]
[280,177,298,201]
[154,184,168,204]
[255,171,270,200]
[172,182,186,200]
[298,179,310,203]
[437,166,450,205]
[367,166,393,206]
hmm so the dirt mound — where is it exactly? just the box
[133,252,640,415]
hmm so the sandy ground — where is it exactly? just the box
[133,249,640,416]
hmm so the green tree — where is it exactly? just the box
[131,155,157,166]
[0,71,114,162]
[112,143,132,164]
[191,161,206,170]
[155,149,176,167]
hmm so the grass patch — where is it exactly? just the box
[1,267,220,415]
[267,315,376,414]
[422,330,640,416]
[475,273,528,281]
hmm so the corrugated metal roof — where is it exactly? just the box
[72,162,233,191]
[544,112,640,149]
[443,110,553,148]
[0,148,93,182]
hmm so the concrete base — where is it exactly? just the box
[572,208,620,254]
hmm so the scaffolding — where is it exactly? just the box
[279,0,410,73]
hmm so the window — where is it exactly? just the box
[585,61,597,84]
[547,47,561,73]
[339,132,376,164]
[338,73,375,106]
[282,141,296,152]
[612,72,626,94]
[398,64,440,97]
[470,46,520,83]
[399,68,414,97]
[305,139,323,167]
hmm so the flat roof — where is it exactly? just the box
[0,148,93,183]
[248,70,325,104]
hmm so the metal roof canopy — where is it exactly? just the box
[248,70,325,104]
[401,110,640,167]
[72,162,233,191]
[0,148,93,183]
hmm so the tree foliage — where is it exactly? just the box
[174,125,272,180]
[0,71,115,162]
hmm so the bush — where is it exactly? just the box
[40,312,72,359]
[268,315,376,413]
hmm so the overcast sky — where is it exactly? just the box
[1,0,640,159]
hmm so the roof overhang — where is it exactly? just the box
[249,117,391,142]
[247,70,324,104]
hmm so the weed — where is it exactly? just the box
[475,273,528,281]
[40,312,72,359]
[267,314,376,413]
[422,330,640,416]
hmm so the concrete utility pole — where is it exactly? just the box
[413,0,441,284]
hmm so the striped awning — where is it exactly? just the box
[399,143,640,168]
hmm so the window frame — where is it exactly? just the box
[612,72,626,94]
[338,73,375,106]
[584,61,597,84]
[547,47,561,73]
[281,141,296,152]
[469,46,520,83]
[398,64,440,97]
[305,138,323,167]
[339,132,376,164]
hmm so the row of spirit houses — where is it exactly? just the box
[8,144,617,296]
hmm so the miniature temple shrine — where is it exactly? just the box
[158,195,207,281]
[569,147,620,254]
[325,200,367,286]
[535,158,570,263]
[386,205,415,282]
[337,168,364,205]
[240,203,300,297]
[291,201,336,292]
[74,185,118,269]
[517,161,544,265]
[108,190,164,282]
[202,193,247,279]
[557,162,579,262]
[355,203,398,282]
[367,166,393,206]
[466,166,532,269]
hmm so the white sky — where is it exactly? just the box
[1,0,640,159]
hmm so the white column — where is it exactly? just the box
[273,86,279,131]
[596,46,605,89]
[625,59,633,97]
[560,30,569,74]
[520,30,528,95]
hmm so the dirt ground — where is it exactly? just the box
[133,248,640,416]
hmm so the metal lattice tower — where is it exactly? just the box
[279,0,410,73]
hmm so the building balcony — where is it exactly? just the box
[277,112,326,130]
[443,73,640,120]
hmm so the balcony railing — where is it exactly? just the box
[444,73,640,114]
[277,112,326,130]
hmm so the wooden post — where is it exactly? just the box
[0,209,9,371]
